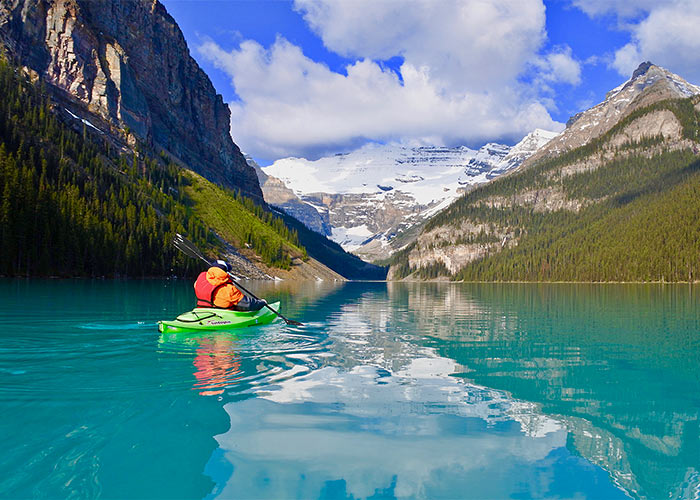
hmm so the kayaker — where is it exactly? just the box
[194,260,266,311]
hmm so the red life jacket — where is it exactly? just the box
[194,271,230,308]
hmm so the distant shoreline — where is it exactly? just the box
[387,279,700,284]
[2,275,699,285]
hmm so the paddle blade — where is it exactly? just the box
[173,233,211,265]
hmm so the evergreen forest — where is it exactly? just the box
[392,97,700,282]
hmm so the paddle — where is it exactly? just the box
[173,233,303,326]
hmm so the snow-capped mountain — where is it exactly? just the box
[258,129,558,261]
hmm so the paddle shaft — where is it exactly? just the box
[173,234,302,326]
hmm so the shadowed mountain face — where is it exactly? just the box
[0,0,262,200]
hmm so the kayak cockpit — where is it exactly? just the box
[157,302,280,333]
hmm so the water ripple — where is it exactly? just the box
[155,322,332,398]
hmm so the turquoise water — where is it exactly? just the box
[1,280,699,499]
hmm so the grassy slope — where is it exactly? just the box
[184,170,388,280]
[183,169,306,269]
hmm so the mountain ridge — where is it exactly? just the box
[521,62,700,169]
[388,63,700,282]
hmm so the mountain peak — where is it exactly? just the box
[632,61,654,80]
[526,63,700,163]
[620,62,699,99]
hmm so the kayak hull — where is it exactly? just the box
[158,302,280,333]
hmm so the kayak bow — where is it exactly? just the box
[158,301,280,333]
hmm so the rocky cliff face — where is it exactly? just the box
[246,154,332,236]
[0,0,262,199]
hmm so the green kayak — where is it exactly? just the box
[158,302,280,333]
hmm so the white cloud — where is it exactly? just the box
[611,43,642,77]
[294,0,547,93]
[616,1,700,82]
[546,50,582,86]
[535,46,582,86]
[211,364,568,499]
[570,0,675,19]
[199,36,563,161]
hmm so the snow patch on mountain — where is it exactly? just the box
[265,144,478,205]
[331,225,374,251]
[259,129,558,260]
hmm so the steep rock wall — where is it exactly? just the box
[0,0,262,199]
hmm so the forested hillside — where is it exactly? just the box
[0,57,306,277]
[391,96,700,282]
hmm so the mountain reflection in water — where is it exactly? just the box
[196,282,699,499]
[1,280,698,498]
[397,283,700,500]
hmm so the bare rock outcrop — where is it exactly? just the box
[403,221,516,276]
[0,0,262,199]
[481,187,586,212]
[608,109,682,148]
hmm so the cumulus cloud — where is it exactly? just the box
[294,0,546,93]
[570,0,675,19]
[534,46,582,86]
[200,37,562,160]
[611,44,642,77]
[198,0,577,160]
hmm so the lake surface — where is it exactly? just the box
[1,279,699,499]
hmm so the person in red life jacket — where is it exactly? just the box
[194,260,267,311]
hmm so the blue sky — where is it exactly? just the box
[162,0,700,164]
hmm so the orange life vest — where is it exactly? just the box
[194,271,229,308]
